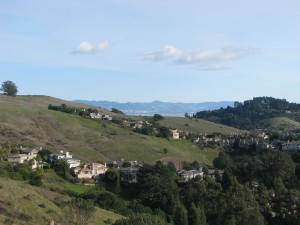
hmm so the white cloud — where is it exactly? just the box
[144,45,260,68]
[143,45,183,61]
[73,40,109,54]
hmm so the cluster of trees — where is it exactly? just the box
[213,147,300,225]
[0,162,43,186]
[111,108,125,114]
[48,104,98,117]
[194,97,300,130]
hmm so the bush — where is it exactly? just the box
[29,171,43,187]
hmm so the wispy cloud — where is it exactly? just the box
[73,40,109,54]
[143,45,183,61]
[144,45,260,69]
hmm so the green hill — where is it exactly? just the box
[194,96,300,131]
[0,95,222,164]
[0,177,122,225]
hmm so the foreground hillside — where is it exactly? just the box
[0,95,221,163]
[0,177,121,225]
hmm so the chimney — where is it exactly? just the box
[65,152,69,158]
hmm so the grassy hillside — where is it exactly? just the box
[0,177,122,225]
[0,95,219,164]
[264,117,300,131]
[155,117,242,134]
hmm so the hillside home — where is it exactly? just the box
[177,169,204,182]
[20,147,40,157]
[102,115,112,121]
[170,129,180,139]
[90,113,102,119]
[72,163,107,179]
[7,154,38,169]
[282,142,300,152]
[133,121,144,129]
[50,151,81,168]
[8,154,31,164]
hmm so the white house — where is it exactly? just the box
[170,129,180,140]
[90,113,102,119]
[50,151,80,168]
[102,115,113,121]
[72,163,107,179]
[177,169,204,182]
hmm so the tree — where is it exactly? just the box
[189,203,207,225]
[184,113,190,118]
[1,80,18,96]
[122,161,132,168]
[153,114,164,121]
[174,203,188,225]
[53,159,71,180]
[111,108,124,114]
[29,171,43,187]
[0,142,11,161]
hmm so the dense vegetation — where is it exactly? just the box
[194,97,300,130]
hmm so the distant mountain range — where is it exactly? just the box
[73,100,234,117]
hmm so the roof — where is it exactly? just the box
[8,154,28,158]
[21,148,39,154]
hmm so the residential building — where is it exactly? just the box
[170,129,180,139]
[7,154,38,169]
[72,163,107,179]
[177,169,204,181]
[90,113,102,119]
[50,151,80,168]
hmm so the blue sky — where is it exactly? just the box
[1,0,300,103]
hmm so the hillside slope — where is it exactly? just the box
[154,117,242,134]
[0,178,121,225]
[0,95,222,163]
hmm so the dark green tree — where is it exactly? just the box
[189,203,207,225]
[1,80,18,96]
[29,171,43,187]
[174,203,188,225]
[213,152,232,169]
[0,142,11,161]
[53,159,71,180]
[153,114,164,121]
[111,108,124,114]
[105,168,120,193]
[122,161,131,168]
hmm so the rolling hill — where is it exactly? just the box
[0,95,236,164]
[194,96,300,131]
